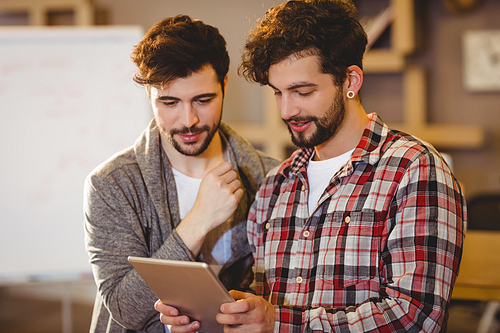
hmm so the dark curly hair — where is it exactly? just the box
[131,15,229,92]
[239,0,367,87]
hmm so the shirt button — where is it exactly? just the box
[303,230,310,238]
[265,222,270,230]
[345,216,351,223]
[296,276,303,283]
[301,185,305,191]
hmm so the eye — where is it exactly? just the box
[194,95,216,105]
[273,90,282,96]
[162,100,178,107]
[297,90,313,97]
[197,98,213,104]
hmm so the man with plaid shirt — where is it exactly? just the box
[156,1,466,332]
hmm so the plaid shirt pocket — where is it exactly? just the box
[318,211,384,288]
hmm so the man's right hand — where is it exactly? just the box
[155,300,200,333]
[176,161,243,256]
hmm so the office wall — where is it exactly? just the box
[416,0,500,199]
[91,0,500,200]
[2,0,497,199]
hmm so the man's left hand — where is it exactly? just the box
[216,290,275,332]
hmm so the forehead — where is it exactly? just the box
[268,54,328,88]
[152,65,220,98]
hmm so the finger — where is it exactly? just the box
[159,313,193,327]
[219,169,238,184]
[210,161,232,176]
[155,300,195,327]
[220,296,256,314]
[154,300,179,316]
[216,312,241,326]
[229,290,247,300]
[234,188,244,201]
[225,178,242,193]
[168,321,201,333]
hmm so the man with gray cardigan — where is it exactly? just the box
[84,15,279,333]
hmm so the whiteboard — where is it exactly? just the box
[0,26,150,281]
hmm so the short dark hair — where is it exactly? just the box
[239,0,367,87]
[131,15,229,91]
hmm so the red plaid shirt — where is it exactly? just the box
[247,113,466,332]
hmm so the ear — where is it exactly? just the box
[344,65,363,98]
[223,74,229,95]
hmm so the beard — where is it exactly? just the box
[284,91,345,148]
[161,112,222,156]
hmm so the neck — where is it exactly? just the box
[313,103,369,161]
[162,132,226,178]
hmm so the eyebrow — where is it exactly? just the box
[268,82,318,91]
[157,92,218,101]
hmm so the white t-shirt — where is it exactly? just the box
[306,149,354,216]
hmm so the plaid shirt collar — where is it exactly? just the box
[284,113,388,178]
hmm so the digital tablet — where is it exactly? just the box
[128,256,233,333]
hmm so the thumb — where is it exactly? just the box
[229,289,247,301]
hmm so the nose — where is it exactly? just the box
[279,94,298,121]
[180,104,199,128]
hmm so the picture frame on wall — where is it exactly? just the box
[463,30,500,92]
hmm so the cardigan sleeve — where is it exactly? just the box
[84,168,194,330]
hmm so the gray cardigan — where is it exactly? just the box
[84,120,279,333]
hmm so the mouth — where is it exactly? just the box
[287,120,312,133]
[177,132,203,143]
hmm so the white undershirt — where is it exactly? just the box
[306,149,354,216]
[173,168,202,220]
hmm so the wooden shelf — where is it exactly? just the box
[0,0,93,25]
[393,66,484,149]
[364,50,406,73]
